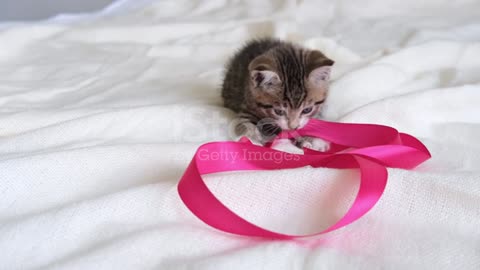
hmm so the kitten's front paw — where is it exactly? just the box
[233,121,268,145]
[295,137,330,152]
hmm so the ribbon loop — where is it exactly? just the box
[178,119,431,239]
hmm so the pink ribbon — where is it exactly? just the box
[177,119,431,239]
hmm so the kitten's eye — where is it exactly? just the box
[273,109,285,116]
[301,107,313,114]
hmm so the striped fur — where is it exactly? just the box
[221,38,334,142]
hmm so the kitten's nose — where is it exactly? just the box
[288,119,300,130]
[288,123,299,130]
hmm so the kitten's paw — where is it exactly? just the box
[271,139,304,154]
[233,121,267,145]
[295,137,330,152]
[247,132,266,146]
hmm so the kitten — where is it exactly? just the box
[221,38,334,151]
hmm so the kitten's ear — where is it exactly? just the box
[248,55,281,89]
[250,70,281,88]
[308,66,331,85]
[306,50,334,87]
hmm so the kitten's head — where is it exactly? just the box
[247,47,334,131]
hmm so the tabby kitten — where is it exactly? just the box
[221,38,334,150]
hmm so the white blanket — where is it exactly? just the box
[1,0,479,269]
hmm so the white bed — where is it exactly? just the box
[1,0,479,269]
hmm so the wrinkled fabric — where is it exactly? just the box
[0,0,479,269]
